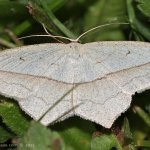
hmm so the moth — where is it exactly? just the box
[0,41,149,128]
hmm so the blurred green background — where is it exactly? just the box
[0,0,150,150]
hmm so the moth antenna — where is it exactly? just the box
[18,22,129,43]
[42,23,50,35]
[42,23,65,43]
[18,33,76,43]
[18,23,77,43]
[74,22,129,42]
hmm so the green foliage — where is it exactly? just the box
[0,125,13,143]
[137,0,150,17]
[0,0,150,149]
[18,121,66,150]
[0,98,30,136]
[83,0,127,41]
[127,0,150,40]
[134,106,150,127]
[91,134,122,150]
[53,118,96,150]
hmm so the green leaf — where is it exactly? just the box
[0,98,30,136]
[122,118,136,149]
[134,106,150,127]
[137,0,150,17]
[0,38,16,48]
[40,0,68,12]
[0,0,28,24]
[12,21,32,36]
[136,140,150,148]
[127,0,150,40]
[123,118,133,142]
[0,125,14,143]
[83,0,127,42]
[28,0,77,39]
[91,134,122,150]
[18,121,66,150]
[54,117,96,150]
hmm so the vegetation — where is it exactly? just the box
[0,0,150,149]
